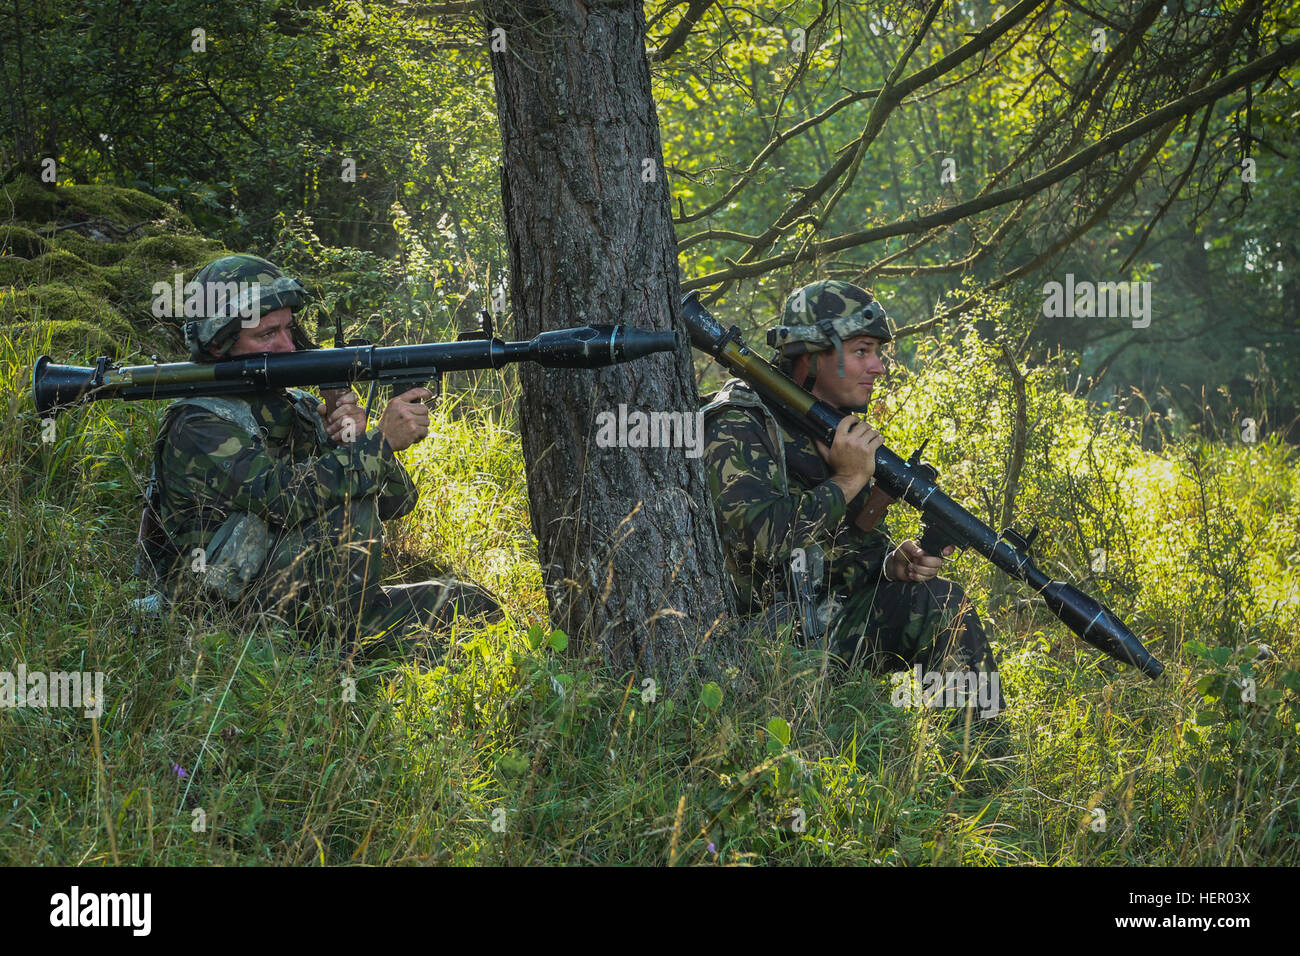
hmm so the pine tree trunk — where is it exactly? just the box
[484,0,734,685]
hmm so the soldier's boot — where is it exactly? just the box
[354,578,504,665]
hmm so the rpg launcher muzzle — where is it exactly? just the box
[33,318,679,417]
[680,291,1163,680]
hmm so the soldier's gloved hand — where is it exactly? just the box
[888,539,955,582]
[815,415,882,502]
[378,387,433,452]
[318,389,368,445]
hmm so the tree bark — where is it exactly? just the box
[484,0,734,685]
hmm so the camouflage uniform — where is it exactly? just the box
[703,281,1001,701]
[146,255,501,663]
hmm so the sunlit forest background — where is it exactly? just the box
[2,0,1297,864]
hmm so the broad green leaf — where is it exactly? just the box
[700,682,723,711]
[767,716,791,747]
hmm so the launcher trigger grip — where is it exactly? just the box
[388,374,440,408]
[918,522,959,557]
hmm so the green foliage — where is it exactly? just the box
[2,0,504,308]
[8,0,1294,424]
[699,682,723,711]
[4,295,1297,865]
[0,176,225,360]
[652,0,1300,426]
[3,0,1299,867]
[267,212,480,347]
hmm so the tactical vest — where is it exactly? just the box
[136,389,329,605]
[701,378,794,496]
[701,379,841,641]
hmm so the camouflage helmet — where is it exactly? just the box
[767,280,891,356]
[767,279,891,385]
[182,254,311,361]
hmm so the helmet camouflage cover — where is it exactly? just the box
[767,280,892,359]
[182,254,311,361]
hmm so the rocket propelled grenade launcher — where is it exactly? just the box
[33,320,679,417]
[679,291,1163,680]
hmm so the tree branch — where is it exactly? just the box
[700,0,1051,299]
[682,39,1300,291]
[673,85,880,230]
[650,0,716,63]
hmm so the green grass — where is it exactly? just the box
[2,320,1298,866]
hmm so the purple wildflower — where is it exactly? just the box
[173,764,189,779]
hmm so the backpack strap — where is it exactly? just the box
[136,395,270,600]
[703,379,840,640]
[286,387,332,447]
[702,380,893,533]
[701,379,792,498]
[169,395,263,438]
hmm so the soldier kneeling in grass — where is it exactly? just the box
[701,280,1008,754]
[139,254,501,661]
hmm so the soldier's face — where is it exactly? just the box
[223,307,297,356]
[801,335,887,408]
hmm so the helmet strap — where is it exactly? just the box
[816,318,846,377]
